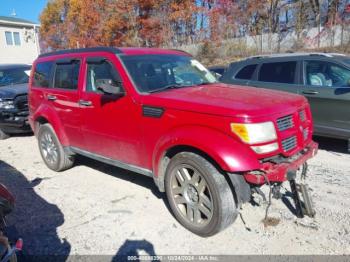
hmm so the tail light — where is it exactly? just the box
[15,239,23,251]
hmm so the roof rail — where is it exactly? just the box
[245,52,346,60]
[39,47,122,58]
[168,49,193,56]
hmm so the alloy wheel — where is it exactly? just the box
[40,132,58,165]
[170,164,214,226]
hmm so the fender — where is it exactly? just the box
[152,126,261,189]
[32,104,70,146]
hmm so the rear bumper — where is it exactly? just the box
[0,110,31,134]
[244,141,318,185]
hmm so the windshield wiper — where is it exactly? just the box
[148,84,190,93]
[198,82,219,86]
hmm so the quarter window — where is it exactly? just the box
[235,64,257,80]
[305,61,350,87]
[54,61,80,90]
[34,62,54,88]
[259,62,297,84]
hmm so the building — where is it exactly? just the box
[0,16,40,64]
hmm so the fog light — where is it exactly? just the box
[251,143,279,154]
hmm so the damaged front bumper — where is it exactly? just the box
[243,141,318,218]
[0,110,31,134]
[244,141,318,185]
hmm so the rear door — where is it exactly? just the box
[299,59,350,138]
[248,60,300,94]
[49,58,84,147]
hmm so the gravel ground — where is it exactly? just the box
[0,135,349,258]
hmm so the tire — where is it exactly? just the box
[0,129,10,140]
[165,152,238,237]
[37,123,75,171]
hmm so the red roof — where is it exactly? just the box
[119,47,190,56]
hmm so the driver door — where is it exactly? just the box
[79,55,143,166]
[299,60,350,138]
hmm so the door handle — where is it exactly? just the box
[302,90,319,95]
[47,95,57,101]
[79,100,92,106]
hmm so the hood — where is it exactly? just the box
[0,83,28,99]
[143,83,307,119]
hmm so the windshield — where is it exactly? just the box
[120,54,217,93]
[0,66,31,87]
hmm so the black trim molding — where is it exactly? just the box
[142,106,164,118]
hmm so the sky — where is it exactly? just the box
[0,0,48,23]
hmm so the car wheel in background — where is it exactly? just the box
[165,152,238,237]
[37,123,75,171]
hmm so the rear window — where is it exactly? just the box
[235,64,257,80]
[34,61,54,88]
[258,61,297,84]
[53,61,80,90]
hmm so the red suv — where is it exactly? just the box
[29,47,318,236]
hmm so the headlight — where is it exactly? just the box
[0,99,15,110]
[231,122,277,144]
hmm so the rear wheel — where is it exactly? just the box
[38,123,75,171]
[0,129,10,140]
[165,152,238,237]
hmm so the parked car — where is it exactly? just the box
[220,53,350,147]
[0,64,32,139]
[29,47,317,236]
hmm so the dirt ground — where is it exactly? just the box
[0,135,349,258]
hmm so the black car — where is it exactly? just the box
[220,53,350,147]
[0,64,32,139]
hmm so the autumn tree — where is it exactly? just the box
[39,0,350,52]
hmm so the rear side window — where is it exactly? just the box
[235,64,257,80]
[33,61,54,88]
[259,61,297,84]
[53,61,80,90]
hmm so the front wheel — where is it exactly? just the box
[37,123,75,171]
[165,152,238,237]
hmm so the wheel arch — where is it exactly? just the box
[152,126,260,193]
[33,105,69,146]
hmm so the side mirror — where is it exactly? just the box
[96,79,124,96]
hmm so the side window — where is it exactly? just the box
[53,61,80,90]
[305,60,350,87]
[34,61,54,88]
[259,61,297,84]
[5,31,13,45]
[235,64,257,80]
[13,32,21,46]
[86,59,119,93]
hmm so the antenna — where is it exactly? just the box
[10,9,17,17]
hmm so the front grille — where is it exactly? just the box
[277,114,294,131]
[282,136,297,152]
[14,95,28,111]
[299,110,306,122]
